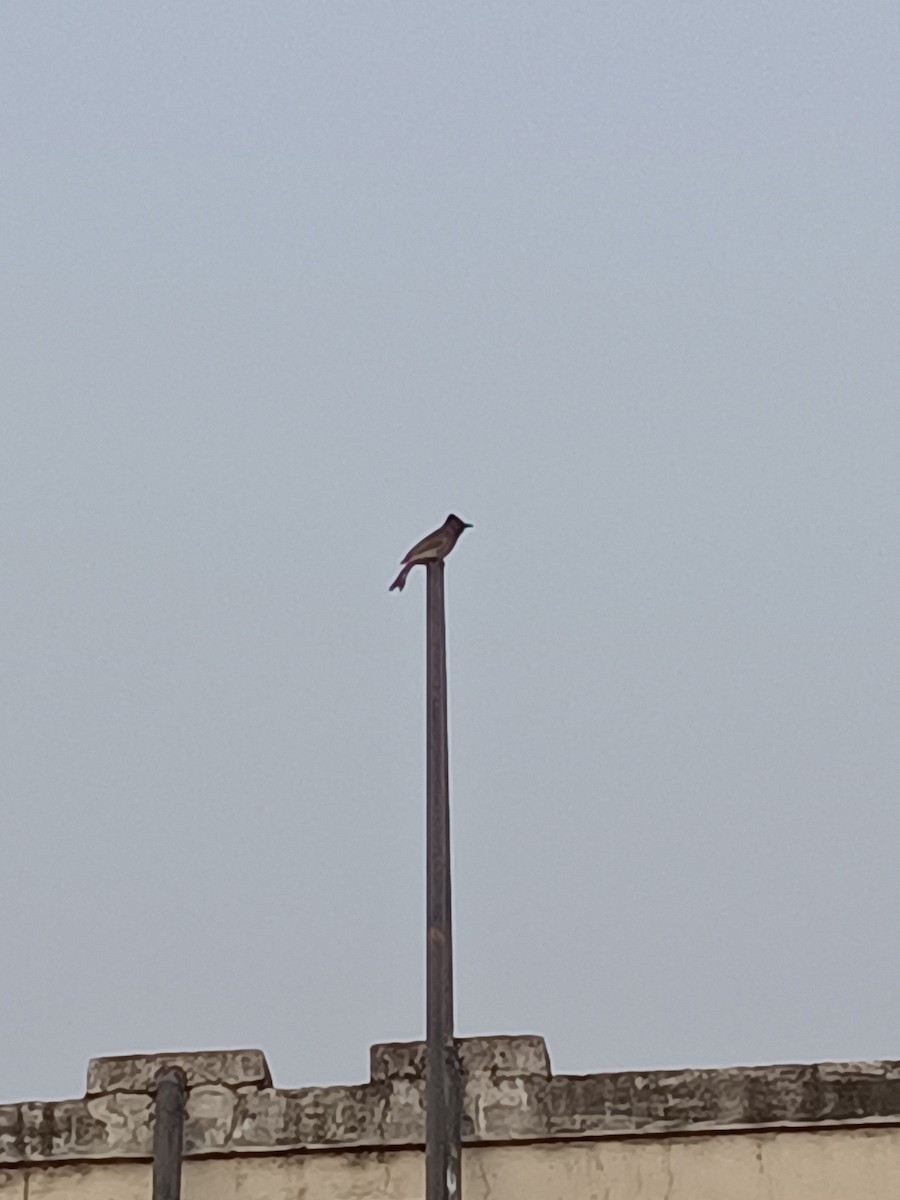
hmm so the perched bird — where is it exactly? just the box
[389,513,473,592]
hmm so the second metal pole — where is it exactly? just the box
[152,1067,186,1200]
[425,561,461,1200]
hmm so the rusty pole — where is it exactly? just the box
[425,560,462,1200]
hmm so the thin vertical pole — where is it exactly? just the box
[152,1068,186,1200]
[425,561,461,1200]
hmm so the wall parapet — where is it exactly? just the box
[3,1036,900,1165]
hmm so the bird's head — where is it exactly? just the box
[447,513,473,532]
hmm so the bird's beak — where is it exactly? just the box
[463,522,473,528]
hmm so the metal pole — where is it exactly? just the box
[425,560,461,1200]
[152,1068,186,1200]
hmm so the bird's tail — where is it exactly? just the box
[389,563,413,592]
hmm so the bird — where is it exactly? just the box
[389,513,473,592]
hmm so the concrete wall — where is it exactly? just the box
[7,1128,900,1200]
[4,1037,900,1198]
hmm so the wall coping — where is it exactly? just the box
[4,1036,900,1165]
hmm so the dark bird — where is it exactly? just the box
[389,513,473,592]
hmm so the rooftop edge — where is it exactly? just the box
[3,1036,900,1165]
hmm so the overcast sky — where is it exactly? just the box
[2,2,899,1105]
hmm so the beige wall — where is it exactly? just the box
[6,1126,900,1200]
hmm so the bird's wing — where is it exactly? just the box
[401,529,444,563]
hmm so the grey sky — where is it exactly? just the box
[1,2,898,1104]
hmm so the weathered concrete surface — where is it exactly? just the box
[12,1130,900,1200]
[370,1035,551,1082]
[546,1059,900,1136]
[85,1049,270,1096]
[5,1037,900,1167]
[0,1169,25,1200]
